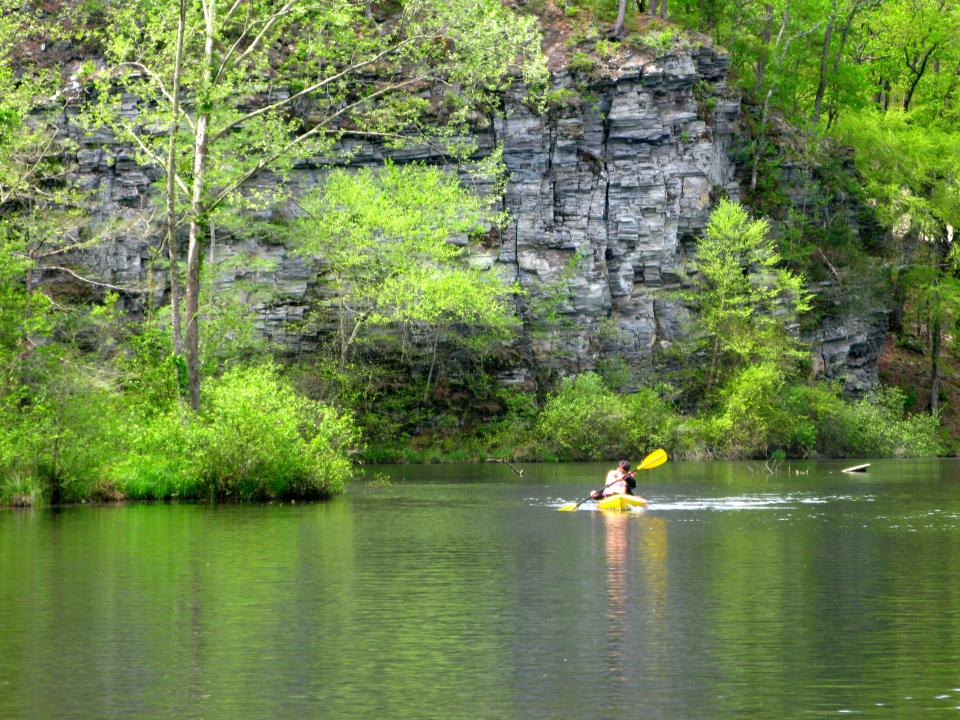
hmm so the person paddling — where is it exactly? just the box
[590,460,637,499]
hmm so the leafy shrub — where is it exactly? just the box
[112,365,359,501]
[709,364,817,458]
[568,52,599,75]
[536,372,678,460]
[815,386,942,458]
[686,377,943,459]
[596,356,631,392]
[194,364,357,499]
[544,88,581,111]
[1,365,134,504]
[0,472,42,506]
[115,323,181,410]
[110,410,199,500]
[536,373,622,460]
[594,39,616,58]
[623,387,682,451]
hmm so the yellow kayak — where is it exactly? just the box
[596,493,648,511]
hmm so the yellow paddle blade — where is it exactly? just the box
[638,448,668,471]
[558,503,579,512]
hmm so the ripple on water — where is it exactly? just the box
[540,493,873,513]
[647,494,870,512]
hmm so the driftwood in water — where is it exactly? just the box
[841,463,871,474]
[486,458,524,477]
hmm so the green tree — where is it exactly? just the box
[835,111,960,412]
[297,161,519,397]
[674,200,811,402]
[0,3,128,502]
[88,0,547,410]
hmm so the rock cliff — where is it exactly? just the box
[55,40,883,393]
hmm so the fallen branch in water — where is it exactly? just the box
[486,458,524,477]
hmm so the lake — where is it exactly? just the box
[3,459,960,718]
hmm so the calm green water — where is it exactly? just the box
[3,459,960,718]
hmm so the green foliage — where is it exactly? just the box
[673,200,811,404]
[0,360,134,504]
[641,27,678,56]
[298,161,519,375]
[115,323,180,410]
[197,255,272,376]
[676,376,942,460]
[704,363,816,458]
[4,0,958,491]
[568,52,599,75]
[88,0,548,215]
[835,112,960,239]
[544,88,581,111]
[813,386,943,458]
[594,39,617,58]
[0,226,51,367]
[583,0,960,437]
[113,365,358,501]
[80,0,548,410]
[195,365,357,499]
[108,409,200,500]
[596,356,632,392]
[560,0,621,23]
[835,110,960,408]
[535,372,679,460]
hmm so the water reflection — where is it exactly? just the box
[640,514,669,691]
[602,512,629,690]
[4,461,960,718]
[598,511,671,710]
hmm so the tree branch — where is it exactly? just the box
[203,72,431,215]
[119,120,191,196]
[111,62,197,133]
[222,0,246,24]
[36,266,145,294]
[216,0,298,81]
[210,37,420,142]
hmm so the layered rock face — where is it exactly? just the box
[60,42,882,392]
[495,46,740,384]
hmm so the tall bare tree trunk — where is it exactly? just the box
[166,0,186,358]
[613,0,628,37]
[812,16,834,123]
[904,44,939,111]
[185,0,215,411]
[756,4,773,88]
[750,5,774,192]
[931,307,942,414]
